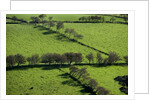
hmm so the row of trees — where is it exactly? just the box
[8,16,27,23]
[6,52,82,67]
[86,52,128,65]
[6,52,128,67]
[30,14,84,40]
[69,66,109,95]
[79,16,105,23]
[79,15,128,23]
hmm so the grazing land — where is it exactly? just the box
[6,14,128,95]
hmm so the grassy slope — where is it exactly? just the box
[6,14,128,95]
[63,65,128,95]
[6,24,102,63]
[6,67,89,95]
[64,23,128,59]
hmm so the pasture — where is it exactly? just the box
[6,14,128,95]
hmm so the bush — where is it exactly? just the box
[96,87,109,95]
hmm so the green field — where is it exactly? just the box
[6,14,128,95]
[6,14,126,22]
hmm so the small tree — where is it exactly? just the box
[15,54,26,66]
[48,17,53,21]
[69,66,79,75]
[27,54,40,65]
[108,51,120,64]
[12,16,18,22]
[48,21,55,29]
[31,17,40,26]
[64,52,75,65]
[110,17,116,23]
[77,68,88,80]
[74,53,83,64]
[103,58,108,65]
[60,54,67,65]
[96,87,109,95]
[124,55,128,64]
[88,79,98,90]
[41,53,54,65]
[57,21,64,31]
[123,15,128,23]
[86,52,94,64]
[97,53,103,64]
[6,55,16,67]
[39,14,47,25]
[53,53,61,64]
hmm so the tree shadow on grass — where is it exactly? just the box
[6,63,127,71]
[43,30,57,35]
[58,73,96,95]
[55,34,71,42]
[6,64,70,71]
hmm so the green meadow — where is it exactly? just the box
[6,14,128,95]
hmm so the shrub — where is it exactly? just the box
[6,55,16,67]
[96,87,109,95]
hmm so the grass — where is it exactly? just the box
[63,65,128,95]
[64,23,128,59]
[6,14,125,22]
[6,14,128,95]
[6,24,104,63]
[7,65,127,95]
[6,67,89,95]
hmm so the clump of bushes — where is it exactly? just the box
[69,66,109,95]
